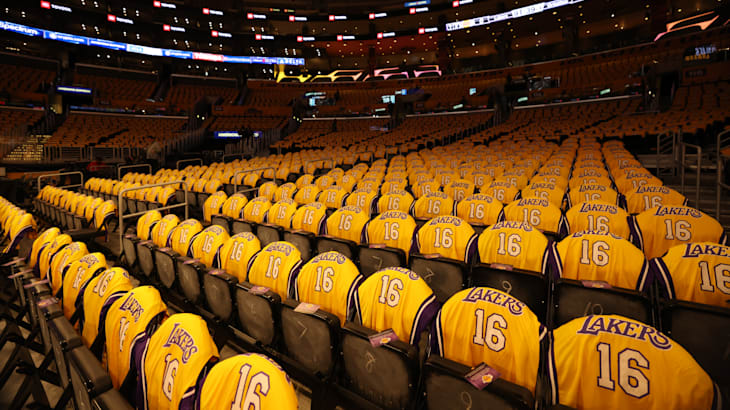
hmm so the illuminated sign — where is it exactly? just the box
[163,24,185,32]
[376,32,396,39]
[289,15,307,22]
[329,15,347,21]
[56,86,92,95]
[153,1,176,9]
[369,12,387,19]
[337,35,355,40]
[41,1,72,12]
[108,14,134,24]
[202,8,223,16]
[418,27,438,34]
[446,0,583,31]
[247,13,267,19]
[211,30,232,38]
[255,34,275,40]
[654,11,720,41]
[452,0,473,7]
[296,36,315,42]
[409,7,429,14]
[405,0,430,6]
[0,19,304,65]
[214,131,241,139]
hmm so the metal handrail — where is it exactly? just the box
[222,153,245,163]
[117,180,189,253]
[37,171,84,192]
[303,158,335,175]
[717,129,730,220]
[117,164,152,180]
[176,158,203,170]
[680,142,702,209]
[233,166,277,194]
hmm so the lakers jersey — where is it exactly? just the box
[105,286,168,389]
[140,313,219,410]
[221,193,248,219]
[412,179,441,199]
[320,186,349,209]
[354,267,438,344]
[567,185,622,209]
[150,214,180,248]
[293,184,321,204]
[290,202,327,235]
[216,232,261,282]
[377,190,414,214]
[325,206,369,243]
[293,251,364,325]
[274,182,297,202]
[49,241,88,296]
[503,197,569,236]
[630,205,728,259]
[168,219,204,256]
[62,252,107,320]
[80,267,132,347]
[433,287,545,393]
[203,191,228,223]
[565,201,632,240]
[555,231,650,290]
[482,180,520,205]
[624,185,687,214]
[258,181,278,202]
[412,192,455,219]
[455,194,504,227]
[549,315,717,410]
[478,221,555,274]
[364,211,417,257]
[267,198,297,228]
[345,189,377,216]
[415,216,477,263]
[241,197,272,224]
[39,233,72,280]
[29,227,60,269]
[189,225,230,268]
[522,182,566,208]
[137,210,162,241]
[651,242,730,308]
[613,170,663,194]
[198,354,298,410]
[246,241,302,299]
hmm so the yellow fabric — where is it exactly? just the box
[325,206,369,243]
[218,232,261,282]
[477,221,551,273]
[416,216,475,262]
[247,241,302,299]
[81,267,132,347]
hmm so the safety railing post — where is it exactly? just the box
[37,171,84,192]
[117,180,189,253]
[117,164,152,181]
[233,166,277,195]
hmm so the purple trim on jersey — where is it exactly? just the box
[635,260,652,293]
[712,382,722,410]
[246,249,262,276]
[551,242,564,279]
[496,209,505,223]
[96,292,126,344]
[465,234,478,265]
[7,226,32,254]
[627,215,644,251]
[346,274,364,322]
[353,288,362,324]
[408,201,415,216]
[617,193,627,210]
[287,259,303,300]
[409,294,439,345]
[719,232,728,246]
[431,310,444,356]
[136,339,151,410]
[558,215,569,238]
[181,361,214,410]
[362,221,370,244]
[682,197,689,207]
[547,331,559,405]
[316,213,327,235]
[650,257,675,299]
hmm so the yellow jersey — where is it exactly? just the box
[150,214,180,248]
[455,194,504,228]
[377,190,415,214]
[168,219,204,256]
[274,182,297,202]
[202,191,228,223]
[39,233,72,280]
[241,197,272,224]
[549,315,717,410]
[565,201,632,240]
[345,189,378,216]
[62,252,107,320]
[503,197,569,236]
[293,184,321,204]
[320,186,349,209]
[246,241,302,299]
[434,287,545,393]
[140,313,219,410]
[198,354,298,410]
[624,185,687,215]
[290,202,327,235]
[80,267,132,347]
[29,227,60,269]
[49,241,88,296]
[189,225,230,268]
[364,210,417,256]
[477,221,554,274]
[217,232,261,282]
[415,216,477,263]
[567,185,622,209]
[221,193,248,219]
[293,251,364,325]
[412,191,455,220]
[325,205,369,243]
[267,198,297,228]
[354,267,438,345]
[137,210,162,241]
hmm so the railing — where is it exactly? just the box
[655,131,678,178]
[176,158,203,170]
[117,180,189,254]
[303,158,335,175]
[233,166,276,194]
[717,129,730,220]
[222,153,245,163]
[37,171,84,192]
[118,164,152,180]
[679,142,702,209]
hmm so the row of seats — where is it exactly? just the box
[47,113,186,148]
[27,188,730,409]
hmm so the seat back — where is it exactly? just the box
[340,322,419,410]
[176,258,206,304]
[257,224,283,247]
[283,230,315,261]
[121,234,137,267]
[203,270,238,322]
[471,265,549,322]
[552,279,653,327]
[235,282,280,346]
[424,355,534,410]
[68,345,114,409]
[358,245,407,278]
[661,301,730,405]
[49,313,83,391]
[92,388,135,410]
[136,242,155,277]
[409,255,467,303]
[211,215,232,232]
[280,299,340,377]
[232,220,254,234]
[316,237,358,260]
[154,248,177,288]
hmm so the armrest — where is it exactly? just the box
[68,346,113,396]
